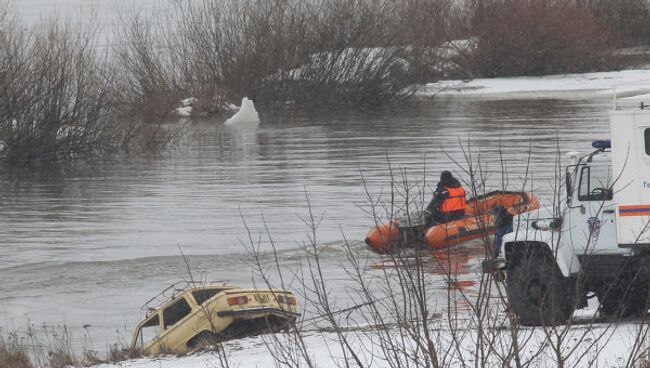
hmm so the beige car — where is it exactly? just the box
[130,282,300,354]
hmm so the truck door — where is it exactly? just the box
[566,162,617,254]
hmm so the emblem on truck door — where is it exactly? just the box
[587,217,602,245]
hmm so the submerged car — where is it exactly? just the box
[130,282,300,354]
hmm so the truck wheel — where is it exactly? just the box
[599,285,649,319]
[507,255,574,326]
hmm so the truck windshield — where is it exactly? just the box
[578,165,612,201]
[135,314,160,349]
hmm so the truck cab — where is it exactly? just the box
[493,107,650,325]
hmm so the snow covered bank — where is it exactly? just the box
[91,315,648,368]
[419,69,650,100]
[90,292,646,368]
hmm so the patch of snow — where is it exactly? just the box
[179,97,197,107]
[224,97,260,125]
[174,97,197,117]
[174,106,193,117]
[420,69,650,100]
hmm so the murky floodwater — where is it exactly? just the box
[1,0,618,352]
[0,96,613,348]
[11,0,166,24]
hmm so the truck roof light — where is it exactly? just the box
[592,140,611,149]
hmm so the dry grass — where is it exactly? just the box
[0,335,33,368]
[0,325,147,368]
[107,344,143,363]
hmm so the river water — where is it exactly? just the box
[1,0,616,353]
[0,97,613,349]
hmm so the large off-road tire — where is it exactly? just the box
[599,283,649,320]
[507,255,575,326]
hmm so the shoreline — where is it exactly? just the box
[418,69,650,101]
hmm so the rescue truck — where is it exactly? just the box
[487,104,650,325]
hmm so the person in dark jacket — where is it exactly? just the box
[424,171,467,227]
[492,205,514,257]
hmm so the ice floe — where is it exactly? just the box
[224,97,260,125]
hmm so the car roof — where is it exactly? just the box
[142,282,236,315]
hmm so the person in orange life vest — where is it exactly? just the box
[424,171,467,227]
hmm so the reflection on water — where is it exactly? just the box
[367,241,483,292]
[0,99,613,348]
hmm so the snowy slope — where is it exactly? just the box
[92,318,648,368]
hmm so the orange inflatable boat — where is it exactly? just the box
[365,191,539,253]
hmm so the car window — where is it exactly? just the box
[163,297,192,329]
[578,165,612,201]
[192,288,223,305]
[135,314,160,348]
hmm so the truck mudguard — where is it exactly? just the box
[502,230,579,277]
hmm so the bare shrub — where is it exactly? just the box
[468,0,613,77]
[575,0,650,48]
[112,12,190,120]
[117,0,451,111]
[0,7,184,167]
[0,15,126,166]
[266,0,415,107]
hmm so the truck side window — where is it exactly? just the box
[578,165,613,201]
[645,128,650,155]
[163,298,192,329]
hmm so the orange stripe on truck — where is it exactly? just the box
[619,205,650,217]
